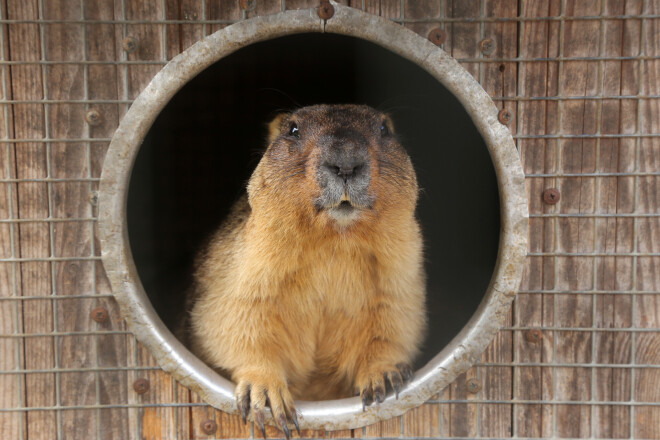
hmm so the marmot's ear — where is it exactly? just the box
[383,114,396,135]
[267,113,290,144]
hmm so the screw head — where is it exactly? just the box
[318,1,334,20]
[498,108,512,125]
[239,0,255,10]
[201,419,218,435]
[466,378,481,394]
[428,27,446,46]
[133,378,150,394]
[85,109,102,126]
[526,329,543,343]
[479,37,495,55]
[91,306,109,323]
[122,36,138,53]
[542,188,561,205]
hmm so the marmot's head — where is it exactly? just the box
[248,104,418,232]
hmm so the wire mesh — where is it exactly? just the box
[0,0,658,439]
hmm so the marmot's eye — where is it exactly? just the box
[380,122,390,137]
[288,122,300,139]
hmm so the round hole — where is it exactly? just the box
[99,5,527,430]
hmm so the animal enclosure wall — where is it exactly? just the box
[0,0,659,439]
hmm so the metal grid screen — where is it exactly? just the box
[0,0,658,439]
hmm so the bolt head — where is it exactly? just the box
[122,36,138,53]
[542,188,561,205]
[318,2,334,20]
[526,329,543,343]
[466,378,481,394]
[201,419,218,435]
[91,306,109,323]
[85,109,102,126]
[133,378,150,394]
[479,37,495,55]
[498,108,512,125]
[428,27,446,46]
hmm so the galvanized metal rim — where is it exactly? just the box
[98,2,528,431]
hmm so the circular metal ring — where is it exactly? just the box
[99,2,527,431]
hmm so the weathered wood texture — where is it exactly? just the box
[0,0,658,439]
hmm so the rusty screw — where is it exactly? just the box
[479,37,495,55]
[542,188,561,205]
[91,306,109,323]
[498,108,512,125]
[85,109,102,126]
[466,378,481,394]
[239,0,255,11]
[526,329,543,344]
[318,0,334,20]
[133,378,150,394]
[89,191,99,206]
[201,419,218,435]
[428,27,446,46]
[122,36,138,53]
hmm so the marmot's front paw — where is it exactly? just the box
[236,377,300,439]
[356,363,413,410]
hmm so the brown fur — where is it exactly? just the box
[187,104,425,429]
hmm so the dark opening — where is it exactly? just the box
[127,33,500,367]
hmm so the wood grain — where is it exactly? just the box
[634,1,660,437]
[515,0,560,436]
[6,0,58,438]
[0,0,24,438]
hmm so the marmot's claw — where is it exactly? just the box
[396,363,413,382]
[358,363,414,408]
[373,382,386,404]
[277,414,291,440]
[291,412,301,436]
[387,370,403,398]
[254,407,267,439]
[236,382,251,424]
[360,385,373,411]
[235,378,297,439]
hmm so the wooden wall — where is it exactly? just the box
[0,0,658,439]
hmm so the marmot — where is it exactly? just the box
[187,104,426,437]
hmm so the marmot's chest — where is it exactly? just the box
[301,244,380,314]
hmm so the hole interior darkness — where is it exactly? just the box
[127,33,500,370]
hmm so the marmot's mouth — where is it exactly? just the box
[336,200,354,212]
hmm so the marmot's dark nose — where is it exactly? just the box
[325,161,365,183]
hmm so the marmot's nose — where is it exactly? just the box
[326,162,365,183]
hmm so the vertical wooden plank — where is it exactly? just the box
[355,0,400,19]
[82,1,134,438]
[553,2,603,437]
[165,0,203,59]
[634,2,660,437]
[5,1,58,438]
[516,0,560,437]
[447,0,480,80]
[125,0,164,99]
[41,1,96,437]
[0,0,24,437]
[404,0,442,40]
[206,1,241,35]
[592,1,642,438]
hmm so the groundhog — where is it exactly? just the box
[187,104,426,437]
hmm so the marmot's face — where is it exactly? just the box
[251,104,418,229]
